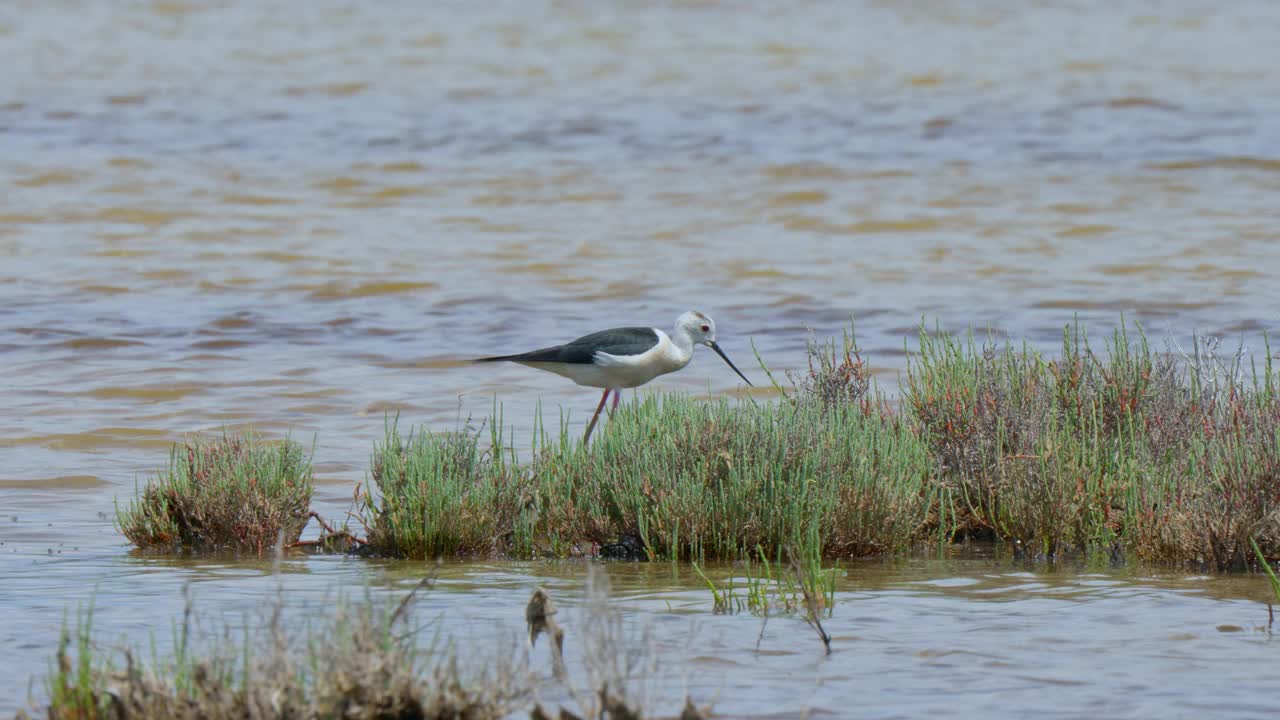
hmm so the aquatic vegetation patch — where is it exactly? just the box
[111,319,1280,573]
[32,583,528,720]
[693,544,836,654]
[553,391,932,561]
[358,416,539,558]
[905,324,1147,553]
[115,432,313,554]
[906,322,1280,568]
[693,545,837,617]
[357,384,935,562]
[26,572,707,720]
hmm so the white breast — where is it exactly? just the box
[590,328,690,388]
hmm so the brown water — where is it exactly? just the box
[3,0,1280,714]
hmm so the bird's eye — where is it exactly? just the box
[700,324,710,333]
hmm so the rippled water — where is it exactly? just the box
[3,0,1280,714]
[3,551,1279,718]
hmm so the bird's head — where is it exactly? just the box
[676,310,751,386]
[677,310,717,346]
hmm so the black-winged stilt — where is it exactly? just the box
[476,311,752,441]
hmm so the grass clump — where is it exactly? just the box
[359,347,934,562]
[906,321,1280,568]
[116,432,313,555]
[557,389,932,561]
[359,416,540,558]
[564,332,930,562]
[905,325,1142,554]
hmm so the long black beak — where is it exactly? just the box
[709,341,753,387]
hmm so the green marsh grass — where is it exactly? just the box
[360,415,539,557]
[342,320,1280,569]
[693,544,838,616]
[553,391,934,561]
[113,319,1280,572]
[46,601,101,720]
[1251,537,1280,606]
[115,432,313,554]
[360,383,934,562]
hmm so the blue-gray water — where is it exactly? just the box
[3,1,1280,715]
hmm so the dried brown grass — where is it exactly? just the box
[33,569,709,720]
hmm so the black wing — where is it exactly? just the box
[475,327,659,364]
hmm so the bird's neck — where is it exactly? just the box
[667,327,695,365]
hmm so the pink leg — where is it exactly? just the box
[583,388,611,444]
[611,389,621,411]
